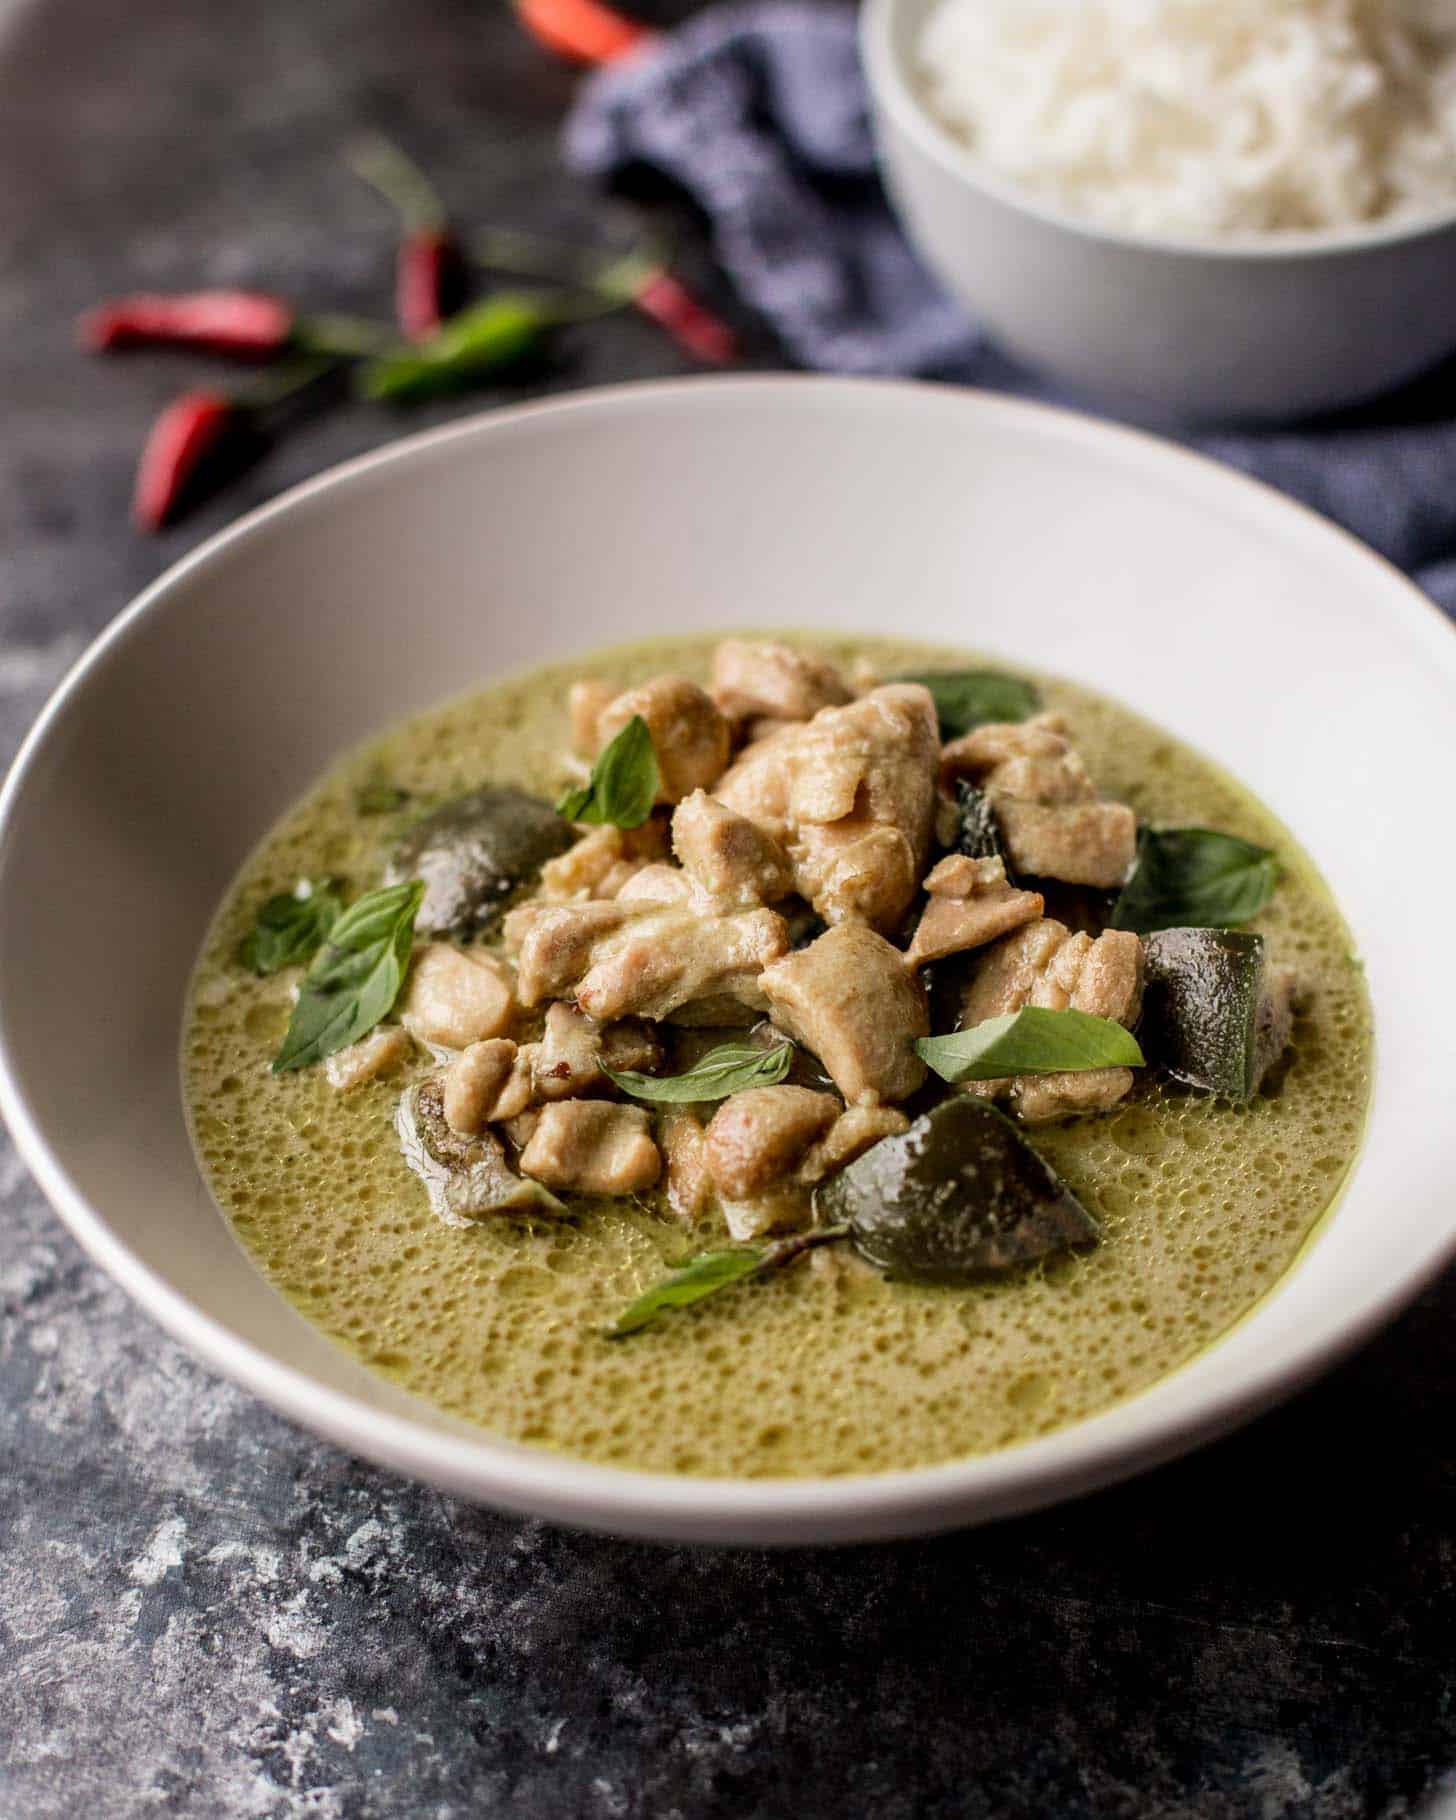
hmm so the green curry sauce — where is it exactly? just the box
[183,636,1371,1478]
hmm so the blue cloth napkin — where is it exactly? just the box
[566,1,1456,613]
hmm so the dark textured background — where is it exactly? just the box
[3,2,1455,1815]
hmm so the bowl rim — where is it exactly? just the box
[4,372,1455,1542]
[860,0,1456,262]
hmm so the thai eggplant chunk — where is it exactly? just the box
[387,786,575,935]
[816,1096,1100,1281]
[1140,927,1296,1100]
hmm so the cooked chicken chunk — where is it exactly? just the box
[941,713,1137,889]
[591,676,731,805]
[672,790,793,907]
[519,1101,661,1195]
[704,1086,840,1200]
[760,923,929,1105]
[960,919,1145,1121]
[905,854,1045,968]
[443,1038,520,1135]
[615,863,695,905]
[576,907,790,1023]
[538,820,670,902]
[714,684,939,932]
[797,1105,910,1185]
[658,1108,716,1223]
[709,639,852,726]
[532,1002,662,1101]
[504,901,636,1005]
[569,680,615,759]
[324,1025,412,1092]
[399,944,517,1049]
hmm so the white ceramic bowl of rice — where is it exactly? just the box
[862,0,1456,421]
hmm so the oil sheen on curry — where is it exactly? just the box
[184,636,1371,1478]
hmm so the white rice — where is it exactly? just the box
[913,0,1456,236]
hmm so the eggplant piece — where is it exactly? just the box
[396,1077,564,1226]
[815,1095,1098,1282]
[952,780,1004,864]
[1140,927,1295,1101]
[386,787,574,936]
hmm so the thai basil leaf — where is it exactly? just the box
[556,714,659,829]
[239,879,342,977]
[892,669,1039,740]
[604,1041,794,1104]
[272,880,424,1073]
[607,1226,848,1337]
[916,1007,1144,1082]
[1109,827,1279,934]
[355,781,411,815]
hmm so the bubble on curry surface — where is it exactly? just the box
[183,634,1370,1478]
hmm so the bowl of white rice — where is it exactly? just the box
[862,0,1456,420]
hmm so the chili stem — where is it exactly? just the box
[348,133,448,232]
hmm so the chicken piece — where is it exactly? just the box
[592,676,731,805]
[960,919,1145,1121]
[324,1026,413,1092]
[709,639,852,726]
[760,923,929,1105]
[797,1105,911,1185]
[704,1086,840,1200]
[519,1101,661,1195]
[504,901,637,1005]
[994,799,1138,891]
[905,854,1045,968]
[532,1002,662,1101]
[569,680,615,759]
[442,1039,520,1136]
[576,907,790,1023]
[538,820,670,902]
[658,1108,716,1223]
[721,1186,812,1243]
[672,790,793,907]
[615,863,695,905]
[399,944,517,1050]
[940,713,1136,890]
[714,685,939,932]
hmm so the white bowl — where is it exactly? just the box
[862,0,1456,422]
[2,376,1454,1544]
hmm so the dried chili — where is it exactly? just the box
[513,0,656,64]
[81,291,295,358]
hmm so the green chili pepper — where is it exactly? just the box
[356,293,551,401]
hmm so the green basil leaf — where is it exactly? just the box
[355,781,411,815]
[272,880,424,1073]
[605,1041,794,1104]
[916,1007,1145,1083]
[892,669,1039,740]
[239,879,342,977]
[606,1224,849,1336]
[1109,827,1279,934]
[556,714,659,830]
[607,1249,767,1337]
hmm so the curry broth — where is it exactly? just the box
[183,637,1371,1477]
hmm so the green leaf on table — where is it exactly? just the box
[272,879,424,1073]
[605,1041,795,1104]
[916,1007,1144,1083]
[556,714,659,829]
[1109,827,1279,934]
[891,669,1040,740]
[238,879,342,977]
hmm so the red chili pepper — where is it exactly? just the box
[131,390,237,531]
[632,270,739,365]
[80,291,295,359]
[396,228,467,344]
[513,0,656,65]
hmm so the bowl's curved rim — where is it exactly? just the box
[860,0,1456,262]
[3,373,1454,1541]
